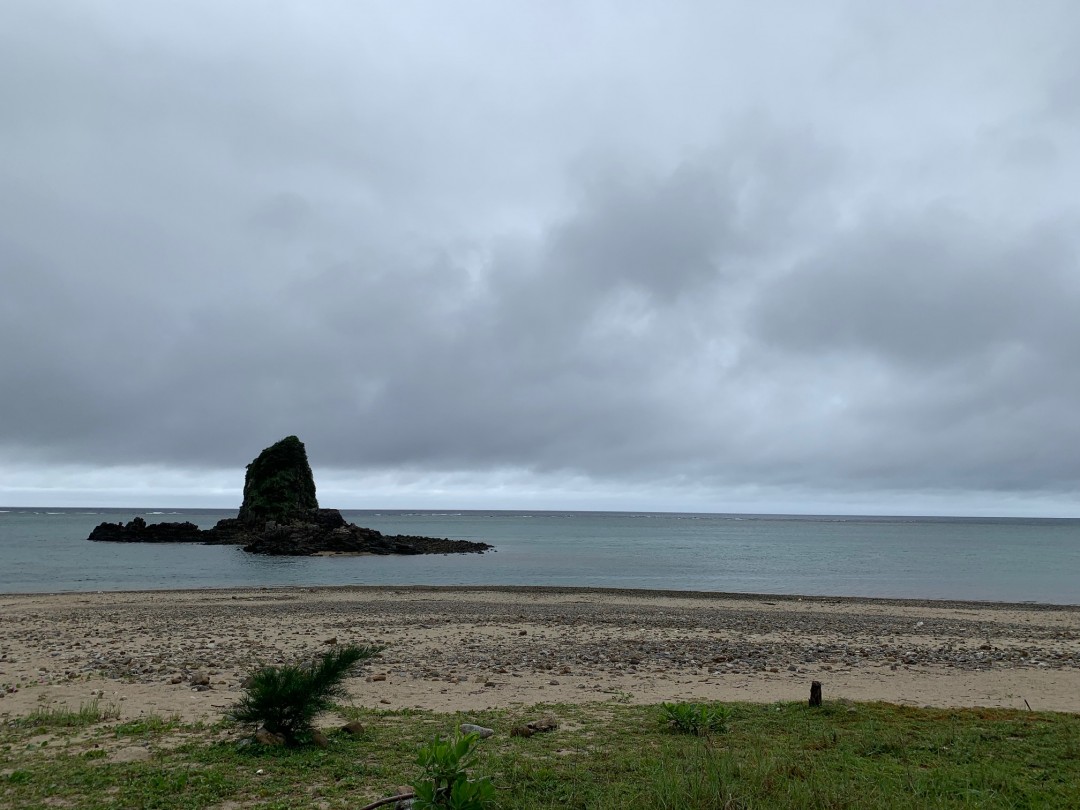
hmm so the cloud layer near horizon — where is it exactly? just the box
[2,2,1079,512]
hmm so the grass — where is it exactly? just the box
[10,700,121,730]
[1,701,1079,808]
[659,701,731,736]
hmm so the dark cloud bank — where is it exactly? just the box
[2,2,1079,514]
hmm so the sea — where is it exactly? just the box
[1,508,1078,604]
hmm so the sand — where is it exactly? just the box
[1,586,1077,723]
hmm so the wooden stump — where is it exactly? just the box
[809,680,822,707]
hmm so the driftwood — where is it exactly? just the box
[358,793,414,810]
[809,680,822,707]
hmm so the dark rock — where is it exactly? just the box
[237,435,319,524]
[511,715,558,737]
[88,517,203,543]
[201,518,250,545]
[239,514,491,557]
[86,435,493,557]
[341,721,365,735]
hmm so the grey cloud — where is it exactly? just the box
[3,1,1080,511]
[751,211,1079,367]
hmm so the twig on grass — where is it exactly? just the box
[358,793,415,810]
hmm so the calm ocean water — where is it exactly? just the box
[0,508,1078,603]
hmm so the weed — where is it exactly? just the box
[659,701,731,736]
[413,732,496,809]
[114,714,183,736]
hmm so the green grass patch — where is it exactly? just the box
[659,701,731,736]
[112,714,184,737]
[1,701,1078,808]
[9,700,120,730]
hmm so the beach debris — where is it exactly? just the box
[510,715,558,737]
[809,680,823,707]
[358,789,416,810]
[459,723,495,738]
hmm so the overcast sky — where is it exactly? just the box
[2,2,1079,515]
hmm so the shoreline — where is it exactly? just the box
[4,582,1077,610]
[2,585,1078,722]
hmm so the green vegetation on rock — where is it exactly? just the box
[236,435,320,524]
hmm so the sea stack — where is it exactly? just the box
[88,436,493,557]
[236,435,319,525]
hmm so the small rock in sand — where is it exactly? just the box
[459,723,494,738]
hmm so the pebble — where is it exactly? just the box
[1,591,1075,708]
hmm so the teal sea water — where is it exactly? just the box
[1,508,1078,603]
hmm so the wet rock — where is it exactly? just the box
[88,517,203,543]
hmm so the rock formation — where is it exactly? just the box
[236,435,319,525]
[87,516,204,543]
[88,436,492,557]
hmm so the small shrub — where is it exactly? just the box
[228,644,380,745]
[660,702,731,736]
[412,732,496,809]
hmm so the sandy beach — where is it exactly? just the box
[1,586,1078,723]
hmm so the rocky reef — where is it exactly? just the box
[87,517,207,544]
[88,436,492,557]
